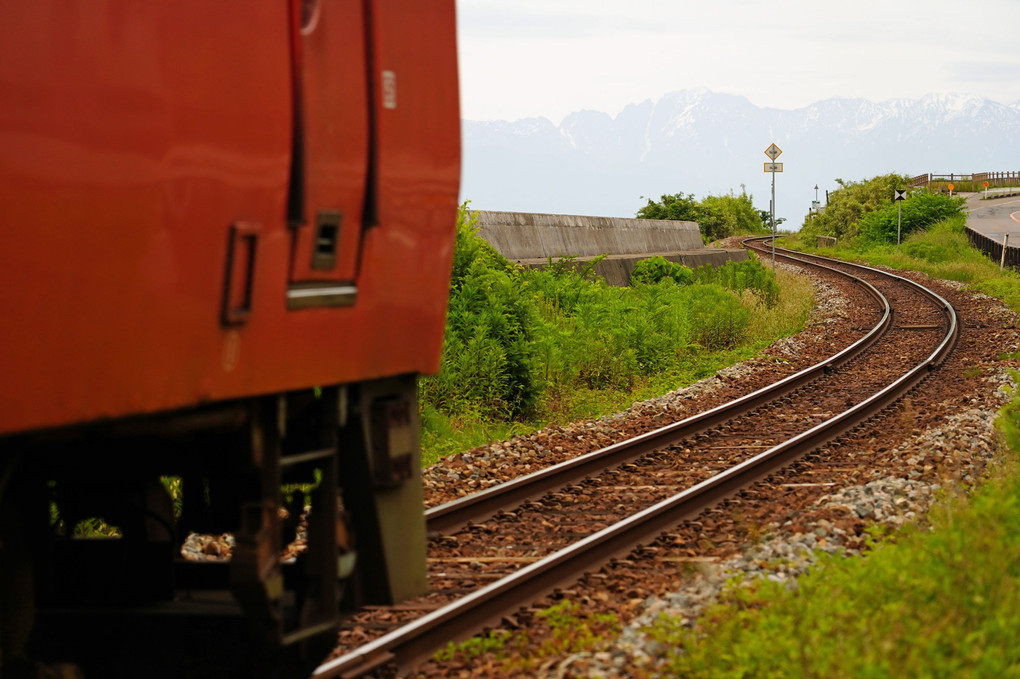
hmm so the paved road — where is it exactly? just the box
[965,192,1020,244]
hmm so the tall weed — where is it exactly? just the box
[688,284,749,349]
[419,206,539,420]
[631,253,780,307]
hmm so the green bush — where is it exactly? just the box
[630,256,695,286]
[800,173,910,241]
[858,191,966,244]
[423,204,753,418]
[525,255,606,316]
[419,206,539,420]
[699,190,770,241]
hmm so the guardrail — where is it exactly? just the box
[982,187,1020,199]
[974,171,1020,188]
[966,227,1020,270]
[912,171,1020,191]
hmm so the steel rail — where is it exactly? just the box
[425,261,890,535]
[314,249,957,679]
[746,237,959,365]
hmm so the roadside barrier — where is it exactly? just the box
[966,227,1020,271]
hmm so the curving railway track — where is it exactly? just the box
[315,240,961,678]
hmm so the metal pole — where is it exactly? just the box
[771,169,776,273]
[897,201,902,245]
[1001,233,1009,270]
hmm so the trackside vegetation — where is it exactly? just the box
[633,179,1020,675]
[432,179,1020,675]
[795,173,1018,311]
[434,599,621,673]
[418,204,812,466]
[642,380,1020,678]
[798,173,966,245]
[805,212,1020,313]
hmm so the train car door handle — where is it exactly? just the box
[221,221,261,326]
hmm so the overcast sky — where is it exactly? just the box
[457,0,1020,124]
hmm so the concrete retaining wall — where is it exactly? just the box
[474,211,705,260]
[472,210,747,286]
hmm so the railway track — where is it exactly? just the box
[315,241,959,678]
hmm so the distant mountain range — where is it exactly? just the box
[460,88,1020,225]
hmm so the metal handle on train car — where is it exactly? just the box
[221,221,261,326]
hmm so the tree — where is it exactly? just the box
[700,188,766,240]
[636,193,699,222]
[637,187,769,241]
[800,173,910,240]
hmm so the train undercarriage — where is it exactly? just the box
[0,376,427,678]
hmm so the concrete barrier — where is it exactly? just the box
[472,210,748,285]
[474,211,704,259]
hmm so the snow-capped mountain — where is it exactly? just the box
[460,89,1020,224]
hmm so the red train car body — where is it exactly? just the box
[0,2,460,676]
[0,2,459,436]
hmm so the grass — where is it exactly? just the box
[794,214,1020,315]
[434,599,621,673]
[643,390,1020,677]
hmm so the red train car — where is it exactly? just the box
[0,1,459,676]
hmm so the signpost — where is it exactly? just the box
[764,144,782,271]
[894,189,907,244]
